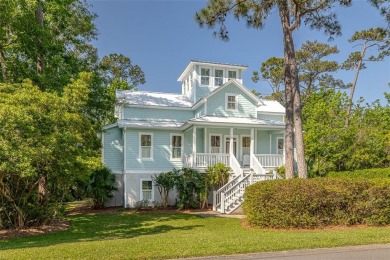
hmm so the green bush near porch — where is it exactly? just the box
[244,178,390,228]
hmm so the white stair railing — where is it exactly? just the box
[250,154,265,175]
[229,155,243,178]
[213,174,241,211]
[222,173,252,213]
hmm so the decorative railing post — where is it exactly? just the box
[221,193,225,213]
[212,190,216,211]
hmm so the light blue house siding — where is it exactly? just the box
[124,107,193,122]
[256,130,284,154]
[124,129,184,171]
[257,113,284,122]
[103,127,123,172]
[206,83,257,118]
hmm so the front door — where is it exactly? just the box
[225,137,237,157]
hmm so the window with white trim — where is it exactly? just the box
[141,180,153,201]
[210,135,221,153]
[226,94,238,111]
[140,133,152,159]
[228,70,237,79]
[277,138,284,155]
[201,68,210,85]
[171,134,182,160]
[214,69,223,86]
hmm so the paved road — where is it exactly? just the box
[177,244,390,260]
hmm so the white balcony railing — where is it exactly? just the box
[255,154,284,167]
[195,153,230,168]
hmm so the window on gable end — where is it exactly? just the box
[214,69,223,86]
[226,94,238,111]
[201,68,210,85]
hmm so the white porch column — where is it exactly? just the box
[123,127,127,208]
[229,128,233,156]
[250,128,255,169]
[193,126,197,167]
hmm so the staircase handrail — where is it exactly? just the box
[222,173,252,213]
[213,174,241,211]
[229,154,243,177]
[250,154,265,175]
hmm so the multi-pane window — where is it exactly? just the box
[201,68,210,85]
[171,135,182,159]
[214,69,223,86]
[242,136,250,156]
[141,180,153,201]
[140,134,152,159]
[228,70,237,79]
[277,138,284,155]
[210,135,221,153]
[226,95,237,110]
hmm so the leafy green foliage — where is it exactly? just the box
[152,170,176,208]
[86,167,117,209]
[0,74,99,229]
[326,168,390,179]
[174,168,206,209]
[244,178,390,228]
[303,89,390,175]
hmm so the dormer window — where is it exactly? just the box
[226,93,238,111]
[214,69,223,86]
[228,70,237,80]
[201,68,210,85]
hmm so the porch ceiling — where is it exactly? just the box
[186,116,285,128]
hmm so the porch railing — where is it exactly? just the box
[229,154,243,178]
[255,154,284,167]
[195,153,230,168]
[213,174,241,211]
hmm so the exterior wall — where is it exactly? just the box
[125,129,184,171]
[194,103,205,118]
[196,128,205,153]
[257,113,284,122]
[184,128,193,157]
[206,83,257,118]
[124,171,177,208]
[105,174,124,207]
[124,107,193,122]
[270,133,284,154]
[103,127,123,172]
[256,130,284,154]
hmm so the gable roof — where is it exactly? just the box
[178,60,248,81]
[257,100,285,114]
[193,79,261,109]
[116,90,192,108]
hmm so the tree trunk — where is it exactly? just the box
[35,1,44,76]
[346,42,366,127]
[0,47,7,82]
[38,175,47,204]
[278,0,307,178]
[278,1,294,179]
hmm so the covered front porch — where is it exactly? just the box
[183,124,285,176]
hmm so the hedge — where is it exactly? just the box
[325,168,390,179]
[243,178,390,228]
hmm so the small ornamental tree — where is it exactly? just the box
[86,167,117,209]
[152,170,176,208]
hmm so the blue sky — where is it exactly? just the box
[88,0,389,103]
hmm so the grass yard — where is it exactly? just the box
[1,210,390,259]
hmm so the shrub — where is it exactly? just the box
[86,167,117,209]
[175,167,205,209]
[152,170,176,208]
[325,168,390,179]
[243,178,390,228]
[134,200,160,209]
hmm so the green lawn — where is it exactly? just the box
[1,211,390,259]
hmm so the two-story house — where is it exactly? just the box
[102,60,285,213]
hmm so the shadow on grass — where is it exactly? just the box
[0,212,203,250]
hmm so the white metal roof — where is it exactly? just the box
[116,90,192,108]
[257,100,285,114]
[188,116,285,127]
[118,119,185,129]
